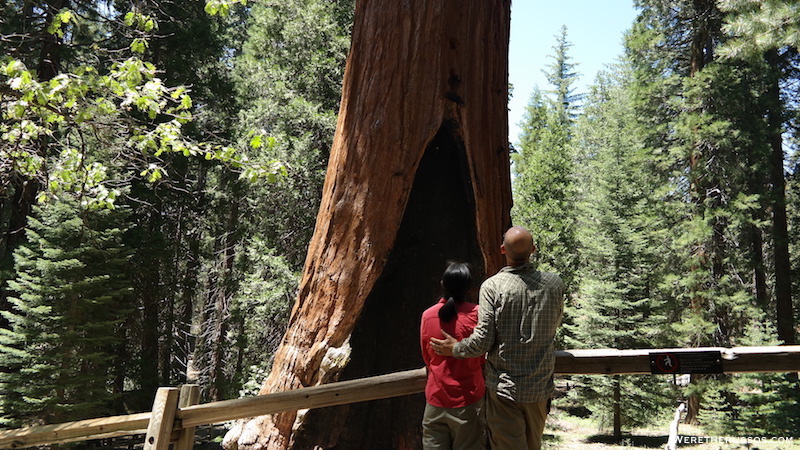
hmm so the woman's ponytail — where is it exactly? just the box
[439,296,458,323]
[437,262,472,323]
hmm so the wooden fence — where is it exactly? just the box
[1,345,798,449]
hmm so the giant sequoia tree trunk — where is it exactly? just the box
[225,1,511,449]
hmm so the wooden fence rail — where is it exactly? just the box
[1,345,798,449]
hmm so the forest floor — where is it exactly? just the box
[544,407,800,449]
[111,407,799,449]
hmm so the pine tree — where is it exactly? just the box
[567,66,674,439]
[1,1,274,409]
[544,25,582,130]
[626,0,792,424]
[0,199,133,426]
[512,28,580,289]
[192,0,354,401]
[232,0,354,267]
[230,240,299,396]
[718,0,799,346]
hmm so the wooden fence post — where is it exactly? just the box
[174,384,201,450]
[143,387,180,450]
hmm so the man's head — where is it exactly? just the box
[501,226,535,266]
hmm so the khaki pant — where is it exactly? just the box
[485,390,549,450]
[422,399,486,450]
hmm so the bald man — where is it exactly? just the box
[430,226,565,449]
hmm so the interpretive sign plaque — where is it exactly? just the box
[649,351,723,374]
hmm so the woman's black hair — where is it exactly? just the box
[438,261,473,323]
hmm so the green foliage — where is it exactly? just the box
[624,0,799,433]
[232,242,299,391]
[513,81,579,288]
[788,148,800,318]
[205,0,249,17]
[512,29,583,288]
[719,0,800,58]
[512,29,582,279]
[191,236,299,400]
[0,198,133,426]
[566,63,675,432]
[231,0,353,267]
[627,0,777,349]
[189,0,353,401]
[543,26,582,127]
[567,375,675,431]
[0,4,283,210]
[696,380,731,435]
[696,322,800,436]
[659,62,773,347]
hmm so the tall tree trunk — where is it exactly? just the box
[205,181,240,402]
[689,0,715,76]
[613,375,622,441]
[750,223,768,311]
[177,225,202,384]
[745,143,769,311]
[685,0,719,426]
[139,277,161,405]
[766,49,795,346]
[171,161,208,384]
[138,219,163,406]
[225,1,511,448]
[685,374,702,425]
[161,254,176,385]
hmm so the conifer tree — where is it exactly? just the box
[512,28,579,289]
[718,0,799,346]
[721,322,800,436]
[232,0,354,267]
[544,25,582,130]
[1,1,282,408]
[627,0,792,424]
[0,198,133,426]
[192,0,354,401]
[567,66,674,439]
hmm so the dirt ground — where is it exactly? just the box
[543,408,800,449]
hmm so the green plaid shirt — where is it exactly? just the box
[453,263,564,403]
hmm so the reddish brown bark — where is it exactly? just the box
[225,1,511,449]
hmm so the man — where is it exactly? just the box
[430,226,565,449]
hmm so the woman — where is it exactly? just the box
[419,262,485,450]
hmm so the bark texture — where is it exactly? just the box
[225,1,511,449]
[765,49,795,346]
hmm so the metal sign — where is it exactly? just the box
[649,351,723,374]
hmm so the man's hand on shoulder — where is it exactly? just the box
[430,331,457,357]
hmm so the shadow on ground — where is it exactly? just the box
[586,434,669,448]
[543,432,564,446]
